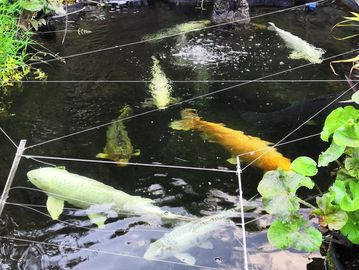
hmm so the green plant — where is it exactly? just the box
[0,0,33,88]
[330,12,359,75]
[258,95,359,251]
[0,0,64,89]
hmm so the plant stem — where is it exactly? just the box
[298,198,316,209]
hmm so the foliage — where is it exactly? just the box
[258,105,359,252]
[0,0,62,89]
[330,12,359,75]
[0,1,32,88]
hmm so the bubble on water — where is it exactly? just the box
[214,257,223,264]
[172,37,247,66]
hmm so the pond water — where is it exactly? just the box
[0,2,356,269]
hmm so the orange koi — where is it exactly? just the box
[170,109,291,171]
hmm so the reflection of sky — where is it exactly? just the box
[13,221,322,270]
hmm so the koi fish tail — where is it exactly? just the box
[169,109,200,131]
[119,104,133,120]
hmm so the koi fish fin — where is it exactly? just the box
[267,22,276,31]
[87,204,118,219]
[200,133,215,143]
[305,119,317,126]
[169,120,194,131]
[47,196,64,220]
[88,213,107,228]
[96,153,109,159]
[251,23,268,30]
[180,108,199,120]
[170,97,180,104]
[141,99,154,108]
[174,253,196,265]
[56,166,67,170]
[226,157,237,165]
[169,109,199,131]
[132,149,141,156]
[199,241,213,249]
[247,135,273,146]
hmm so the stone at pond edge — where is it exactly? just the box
[212,0,250,26]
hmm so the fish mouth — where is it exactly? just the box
[27,169,38,182]
[116,159,129,167]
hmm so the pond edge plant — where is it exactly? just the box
[258,94,359,252]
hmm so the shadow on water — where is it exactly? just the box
[0,2,355,269]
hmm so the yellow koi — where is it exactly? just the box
[170,109,291,171]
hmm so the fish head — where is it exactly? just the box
[144,239,171,261]
[27,167,60,191]
[267,22,276,31]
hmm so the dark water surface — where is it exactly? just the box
[0,2,356,269]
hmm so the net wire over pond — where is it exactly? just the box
[0,3,356,268]
[0,0,327,76]
[0,154,254,269]
[0,45,357,269]
[15,48,358,151]
[0,81,354,269]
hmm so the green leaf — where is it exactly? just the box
[341,212,359,244]
[258,170,314,219]
[340,181,359,212]
[314,193,348,230]
[291,156,318,176]
[20,0,45,12]
[336,168,355,182]
[333,120,359,147]
[321,106,359,142]
[330,180,348,203]
[318,141,345,167]
[346,147,359,159]
[321,211,348,231]
[268,218,322,252]
[316,193,336,215]
[262,196,300,220]
[345,157,359,178]
[352,91,359,104]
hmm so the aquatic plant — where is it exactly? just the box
[330,12,359,75]
[258,98,359,252]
